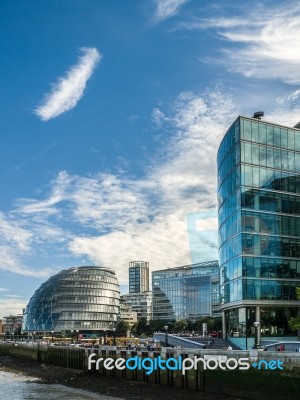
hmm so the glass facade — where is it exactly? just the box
[22,266,120,332]
[217,116,300,342]
[152,261,220,321]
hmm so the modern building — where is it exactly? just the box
[2,314,23,335]
[218,114,300,348]
[152,261,220,321]
[22,266,120,334]
[129,261,149,293]
[0,319,4,335]
[121,291,153,321]
[118,301,138,328]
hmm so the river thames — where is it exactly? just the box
[0,370,123,400]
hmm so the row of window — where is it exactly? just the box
[241,119,300,151]
[64,275,118,284]
[220,233,300,264]
[60,312,117,321]
[241,141,300,171]
[55,321,116,330]
[219,165,300,208]
[60,282,119,291]
[242,165,300,192]
[54,304,119,313]
[52,288,120,297]
[223,279,299,303]
[219,210,300,245]
[221,256,300,282]
[52,296,120,305]
[218,142,300,197]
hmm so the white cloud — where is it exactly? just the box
[0,245,52,277]
[153,0,189,23]
[0,297,27,319]
[0,288,9,292]
[35,47,101,121]
[7,83,300,283]
[0,212,32,251]
[179,2,300,85]
[19,87,237,283]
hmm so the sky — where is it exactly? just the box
[1,0,300,318]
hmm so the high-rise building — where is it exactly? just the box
[218,114,300,348]
[152,261,220,321]
[129,261,149,293]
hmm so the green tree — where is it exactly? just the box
[116,320,130,335]
[173,319,188,333]
[288,288,300,335]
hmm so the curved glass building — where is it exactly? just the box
[218,115,300,348]
[22,266,120,333]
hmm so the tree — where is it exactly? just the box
[288,288,300,337]
[116,320,130,335]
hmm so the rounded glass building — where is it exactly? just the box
[22,266,120,333]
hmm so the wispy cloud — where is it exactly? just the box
[0,297,27,318]
[5,80,300,283]
[17,87,238,282]
[34,47,101,121]
[153,0,190,23]
[178,2,300,85]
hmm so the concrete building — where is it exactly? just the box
[218,114,300,348]
[129,261,149,293]
[119,301,137,328]
[121,291,153,321]
[2,314,23,335]
[152,261,220,321]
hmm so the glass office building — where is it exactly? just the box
[152,261,220,321]
[22,266,120,333]
[218,115,300,348]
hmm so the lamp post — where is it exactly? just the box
[33,331,36,343]
[71,330,74,344]
[253,321,260,349]
[76,329,79,344]
[164,325,169,347]
[51,330,54,344]
[112,327,116,346]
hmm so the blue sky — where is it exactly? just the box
[1,0,300,317]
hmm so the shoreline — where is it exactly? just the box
[0,355,242,400]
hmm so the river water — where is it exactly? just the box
[0,370,123,400]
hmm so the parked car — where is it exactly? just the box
[263,341,300,352]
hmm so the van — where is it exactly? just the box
[263,341,300,352]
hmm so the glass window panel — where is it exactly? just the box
[259,123,267,143]
[281,128,288,148]
[251,121,259,142]
[267,125,274,145]
[243,120,251,140]
[295,133,300,151]
[273,127,281,147]
[288,130,294,149]
[288,151,295,171]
